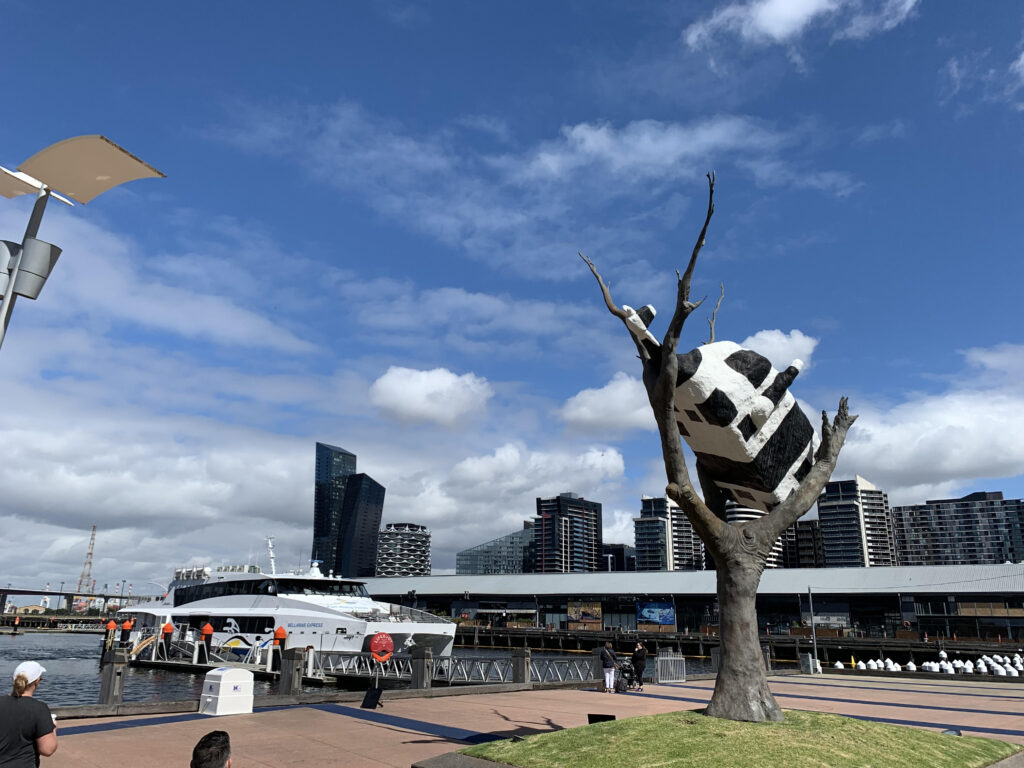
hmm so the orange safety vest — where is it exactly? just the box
[106,620,117,631]
[162,622,173,635]
[121,621,131,630]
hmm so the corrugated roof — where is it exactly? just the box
[363,564,1024,597]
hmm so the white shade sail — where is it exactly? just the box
[0,166,41,199]
[18,135,165,204]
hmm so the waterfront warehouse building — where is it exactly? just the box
[532,492,603,573]
[310,442,386,578]
[892,491,1024,566]
[376,523,431,577]
[364,563,1024,640]
[456,522,534,575]
[818,476,897,568]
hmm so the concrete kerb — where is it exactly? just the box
[413,754,513,768]
[412,746,1024,768]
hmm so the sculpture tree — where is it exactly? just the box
[581,173,857,722]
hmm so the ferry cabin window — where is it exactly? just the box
[173,578,367,606]
[273,579,368,597]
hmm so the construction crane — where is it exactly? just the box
[75,525,97,595]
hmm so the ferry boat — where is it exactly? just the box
[119,559,455,658]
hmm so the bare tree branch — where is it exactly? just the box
[579,252,656,365]
[579,244,725,548]
[707,283,725,343]
[579,252,628,320]
[663,172,714,355]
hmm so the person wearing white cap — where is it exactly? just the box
[1,661,58,766]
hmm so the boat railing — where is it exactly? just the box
[347,605,452,625]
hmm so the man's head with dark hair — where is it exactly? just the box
[191,730,231,768]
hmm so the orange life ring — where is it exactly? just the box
[372,649,392,663]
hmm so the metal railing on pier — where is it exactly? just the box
[306,651,595,685]
[312,651,414,680]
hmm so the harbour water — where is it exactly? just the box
[0,632,716,706]
[0,632,283,705]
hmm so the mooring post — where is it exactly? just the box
[512,648,531,684]
[590,647,603,682]
[98,649,129,706]
[411,646,433,689]
[279,647,306,695]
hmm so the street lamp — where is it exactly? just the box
[0,135,164,350]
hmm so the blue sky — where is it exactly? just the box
[1,1,1023,590]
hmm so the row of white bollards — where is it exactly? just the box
[832,650,1023,676]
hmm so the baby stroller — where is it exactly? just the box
[617,659,641,691]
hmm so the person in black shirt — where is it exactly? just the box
[599,642,618,693]
[631,642,648,692]
[1,661,57,768]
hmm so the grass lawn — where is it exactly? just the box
[461,709,1021,768]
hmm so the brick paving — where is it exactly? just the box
[45,675,1024,768]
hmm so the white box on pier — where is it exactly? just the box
[199,667,254,716]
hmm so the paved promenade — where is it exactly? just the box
[47,675,1024,767]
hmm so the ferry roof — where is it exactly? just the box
[363,563,1024,598]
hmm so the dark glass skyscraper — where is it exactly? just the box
[311,442,385,578]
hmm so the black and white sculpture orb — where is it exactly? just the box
[623,304,817,512]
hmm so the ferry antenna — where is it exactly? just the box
[266,536,277,575]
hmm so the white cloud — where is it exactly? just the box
[855,119,907,144]
[686,0,840,48]
[740,328,819,370]
[838,344,1024,504]
[938,46,1024,111]
[1011,51,1024,86]
[516,116,783,182]
[684,0,917,50]
[834,0,918,40]
[217,102,858,279]
[560,372,655,433]
[603,507,639,547]
[446,442,625,502]
[370,366,493,425]
[0,209,316,354]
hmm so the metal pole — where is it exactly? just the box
[808,586,818,669]
[24,188,50,241]
[0,188,51,351]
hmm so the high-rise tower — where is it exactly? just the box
[532,492,603,572]
[311,442,385,578]
[634,496,704,571]
[376,523,431,577]
[817,475,896,568]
